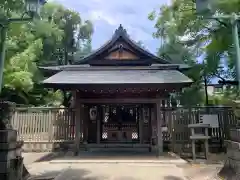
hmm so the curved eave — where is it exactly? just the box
[43,82,193,90]
[38,64,189,72]
[73,25,170,65]
[38,66,62,77]
[42,69,193,91]
[39,66,62,71]
[218,80,238,85]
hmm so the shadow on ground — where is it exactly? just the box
[218,165,238,180]
[113,177,138,180]
[164,176,185,180]
[53,168,107,180]
[28,168,107,180]
[180,152,226,165]
[34,151,65,163]
[28,170,61,180]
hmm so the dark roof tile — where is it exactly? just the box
[43,69,192,85]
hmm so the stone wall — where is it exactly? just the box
[0,129,27,180]
[219,129,240,179]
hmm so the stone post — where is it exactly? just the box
[0,101,28,180]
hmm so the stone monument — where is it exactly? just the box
[219,100,240,179]
[0,101,29,180]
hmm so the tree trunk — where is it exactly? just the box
[204,75,209,106]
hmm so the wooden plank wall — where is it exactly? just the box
[161,107,238,154]
[10,107,237,152]
[11,107,75,152]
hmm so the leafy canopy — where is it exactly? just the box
[0,1,93,106]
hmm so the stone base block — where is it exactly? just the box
[0,150,17,161]
[220,140,240,179]
[22,141,74,152]
[0,129,17,143]
[0,130,24,180]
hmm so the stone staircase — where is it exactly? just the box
[83,143,151,152]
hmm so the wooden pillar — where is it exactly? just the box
[74,92,81,155]
[139,107,143,144]
[156,99,163,156]
[204,127,209,161]
[80,105,84,142]
[190,128,196,161]
[81,105,85,142]
[83,106,88,143]
[150,106,156,151]
[97,112,101,144]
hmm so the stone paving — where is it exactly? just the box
[180,164,222,180]
[23,153,223,180]
[28,162,187,180]
[23,153,50,165]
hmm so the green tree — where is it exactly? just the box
[0,2,94,106]
[152,28,205,106]
[40,3,94,107]
[149,0,240,105]
[40,3,94,66]
[149,0,239,80]
[74,39,93,60]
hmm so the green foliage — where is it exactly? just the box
[232,99,240,119]
[5,39,43,91]
[149,0,239,76]
[179,83,205,106]
[0,1,93,106]
[0,101,16,129]
[149,0,240,106]
[39,3,94,65]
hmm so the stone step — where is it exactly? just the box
[87,147,150,152]
[49,158,187,165]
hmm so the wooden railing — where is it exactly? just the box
[10,106,238,152]
[162,106,237,139]
[11,107,75,151]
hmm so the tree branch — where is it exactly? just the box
[214,19,228,27]
[211,73,227,82]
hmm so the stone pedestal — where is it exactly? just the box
[0,129,25,180]
[219,100,240,179]
[220,137,240,179]
[188,123,210,161]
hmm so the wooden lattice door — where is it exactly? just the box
[101,105,140,143]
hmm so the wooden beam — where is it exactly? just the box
[79,98,158,104]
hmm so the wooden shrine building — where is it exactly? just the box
[42,24,193,155]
